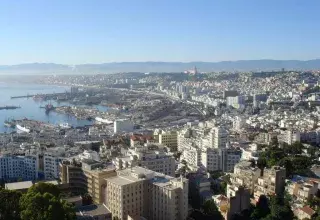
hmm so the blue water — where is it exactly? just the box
[0,82,106,133]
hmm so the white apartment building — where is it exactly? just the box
[0,154,38,181]
[183,147,202,168]
[114,119,134,134]
[114,144,176,177]
[201,148,241,172]
[105,167,188,220]
[227,96,245,109]
[233,116,246,131]
[212,127,229,149]
[43,152,63,180]
[278,130,301,145]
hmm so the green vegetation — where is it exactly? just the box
[229,194,295,220]
[257,141,316,177]
[202,199,224,220]
[0,189,22,220]
[0,183,76,220]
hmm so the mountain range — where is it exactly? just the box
[1,59,320,75]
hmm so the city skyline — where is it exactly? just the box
[1,0,320,65]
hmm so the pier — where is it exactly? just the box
[0,106,21,110]
[11,92,68,99]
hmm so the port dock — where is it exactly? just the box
[11,92,68,99]
[0,106,21,110]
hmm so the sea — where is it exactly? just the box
[0,82,107,133]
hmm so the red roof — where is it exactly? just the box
[300,206,315,216]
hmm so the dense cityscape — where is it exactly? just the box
[0,69,318,220]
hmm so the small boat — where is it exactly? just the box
[59,123,72,129]
[16,124,31,133]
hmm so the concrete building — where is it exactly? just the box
[156,130,178,151]
[114,119,134,134]
[114,144,176,176]
[0,154,38,181]
[223,90,239,99]
[227,187,251,220]
[183,147,202,168]
[201,148,241,172]
[233,116,246,131]
[43,151,63,180]
[60,159,117,204]
[278,130,301,145]
[294,206,316,220]
[229,161,261,194]
[60,161,87,195]
[286,179,319,202]
[226,96,245,109]
[254,166,286,201]
[105,167,188,220]
[76,204,112,220]
[212,127,229,149]
[130,134,155,147]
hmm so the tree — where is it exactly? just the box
[28,182,61,198]
[271,136,279,147]
[257,157,267,176]
[20,183,76,220]
[82,193,93,206]
[250,195,270,219]
[279,158,293,177]
[202,199,223,220]
[0,188,22,220]
[267,195,295,220]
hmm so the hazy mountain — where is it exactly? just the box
[1,60,320,75]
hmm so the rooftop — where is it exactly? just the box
[76,204,111,218]
[5,181,33,190]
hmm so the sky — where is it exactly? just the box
[0,0,320,65]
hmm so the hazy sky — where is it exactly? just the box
[0,0,320,65]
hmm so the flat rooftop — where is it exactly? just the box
[76,204,111,218]
[5,181,33,190]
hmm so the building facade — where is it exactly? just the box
[105,167,188,220]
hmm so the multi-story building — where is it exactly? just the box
[286,179,319,202]
[201,148,241,173]
[114,144,176,176]
[212,127,229,149]
[156,130,178,151]
[228,161,261,194]
[130,134,155,147]
[183,147,202,168]
[233,116,246,131]
[114,119,134,134]
[105,167,188,220]
[254,166,286,201]
[278,130,301,145]
[226,96,245,109]
[227,187,251,220]
[43,151,63,180]
[60,159,117,204]
[0,154,38,181]
[60,161,87,195]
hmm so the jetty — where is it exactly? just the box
[0,106,21,110]
[11,92,67,99]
